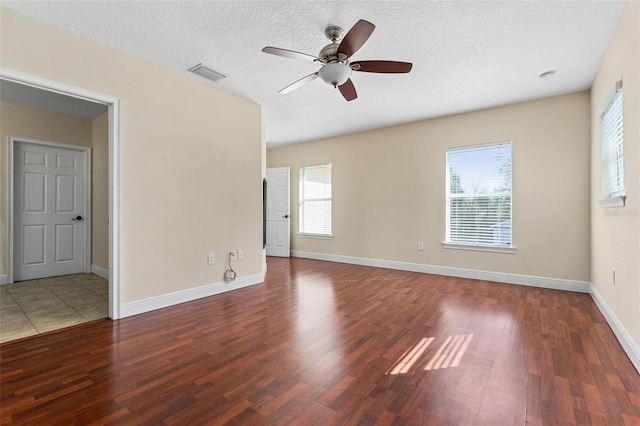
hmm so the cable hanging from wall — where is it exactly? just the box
[224,252,236,281]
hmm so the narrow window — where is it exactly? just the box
[299,164,332,236]
[600,80,624,206]
[446,143,512,249]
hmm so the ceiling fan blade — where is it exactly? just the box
[352,60,413,74]
[279,72,319,94]
[338,79,357,101]
[262,46,319,62]
[337,19,375,58]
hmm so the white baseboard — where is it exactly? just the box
[120,272,265,318]
[590,285,640,374]
[91,265,109,280]
[291,251,590,293]
[0,275,7,285]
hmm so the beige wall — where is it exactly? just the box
[1,8,263,303]
[92,112,109,269]
[0,102,104,275]
[268,91,591,282]
[590,2,640,348]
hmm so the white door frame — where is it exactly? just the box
[1,67,122,319]
[9,137,92,281]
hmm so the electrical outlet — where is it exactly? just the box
[230,250,237,261]
[238,250,244,260]
[207,253,215,265]
[417,242,424,251]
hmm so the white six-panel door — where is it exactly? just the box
[13,141,88,281]
[266,167,290,257]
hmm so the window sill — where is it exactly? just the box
[599,195,626,208]
[298,233,333,240]
[442,242,516,254]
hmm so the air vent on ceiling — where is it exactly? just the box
[188,63,226,82]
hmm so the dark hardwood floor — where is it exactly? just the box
[1,257,639,425]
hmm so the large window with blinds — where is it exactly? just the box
[299,164,332,237]
[601,81,624,201]
[446,142,512,249]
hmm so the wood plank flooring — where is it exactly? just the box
[1,257,639,425]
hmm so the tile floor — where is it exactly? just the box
[0,273,108,344]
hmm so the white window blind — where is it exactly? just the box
[299,164,332,236]
[446,143,512,248]
[601,84,624,198]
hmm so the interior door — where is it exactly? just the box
[14,142,88,281]
[266,167,290,257]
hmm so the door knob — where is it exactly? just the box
[71,215,84,221]
[282,214,289,219]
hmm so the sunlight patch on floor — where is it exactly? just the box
[387,334,474,375]
[388,337,434,375]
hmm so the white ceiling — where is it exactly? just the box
[2,1,625,148]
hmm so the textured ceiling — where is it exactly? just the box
[0,79,108,119]
[1,1,625,147]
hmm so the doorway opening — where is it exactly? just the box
[1,67,121,340]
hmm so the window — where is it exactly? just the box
[299,164,332,236]
[600,80,624,206]
[445,142,512,251]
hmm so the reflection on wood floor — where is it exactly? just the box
[1,257,639,424]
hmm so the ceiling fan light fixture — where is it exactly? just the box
[318,63,352,87]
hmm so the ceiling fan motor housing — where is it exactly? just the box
[319,25,346,64]
[319,43,343,63]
